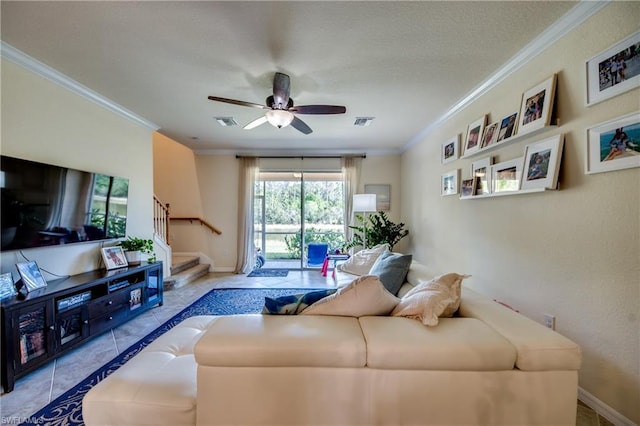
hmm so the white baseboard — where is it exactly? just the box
[212,266,236,273]
[578,387,636,426]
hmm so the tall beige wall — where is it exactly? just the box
[401,3,639,423]
[1,59,154,276]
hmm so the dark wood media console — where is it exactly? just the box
[1,262,163,393]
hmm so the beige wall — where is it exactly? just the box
[401,4,639,423]
[1,59,154,276]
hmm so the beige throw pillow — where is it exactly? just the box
[337,244,389,276]
[391,273,469,326]
[301,275,399,317]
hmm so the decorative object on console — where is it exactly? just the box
[441,134,460,164]
[118,236,154,265]
[463,115,487,156]
[586,110,640,174]
[471,157,493,195]
[517,74,557,136]
[15,261,47,293]
[100,247,128,270]
[492,157,524,193]
[586,30,640,106]
[441,169,460,196]
[0,272,16,300]
[364,184,391,211]
[521,134,565,190]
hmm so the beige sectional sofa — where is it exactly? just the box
[83,261,582,426]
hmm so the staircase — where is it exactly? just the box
[163,255,211,290]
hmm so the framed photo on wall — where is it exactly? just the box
[518,74,557,136]
[491,158,523,193]
[480,121,500,149]
[521,134,565,190]
[460,177,478,198]
[441,169,460,196]
[496,112,518,142]
[101,247,129,270]
[441,134,460,164]
[471,157,493,195]
[586,111,640,174]
[16,261,47,293]
[364,184,391,211]
[586,31,640,106]
[463,115,486,156]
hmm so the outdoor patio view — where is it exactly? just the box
[254,171,344,269]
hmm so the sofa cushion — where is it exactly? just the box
[194,314,366,368]
[301,275,399,317]
[368,251,412,295]
[337,244,389,276]
[262,289,337,314]
[391,273,469,326]
[359,316,517,371]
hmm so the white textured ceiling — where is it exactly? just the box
[1,1,578,154]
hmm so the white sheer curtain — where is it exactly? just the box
[341,156,362,244]
[235,157,259,274]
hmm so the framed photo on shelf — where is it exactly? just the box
[491,157,524,193]
[101,247,129,270]
[364,184,391,211]
[586,31,640,106]
[586,111,640,174]
[463,115,486,156]
[0,272,16,300]
[15,261,47,293]
[518,74,557,136]
[481,121,500,149]
[441,134,460,164]
[441,169,460,196]
[497,112,518,142]
[471,157,493,195]
[522,134,565,190]
[460,177,478,198]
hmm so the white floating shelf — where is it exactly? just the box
[460,187,550,199]
[460,125,557,160]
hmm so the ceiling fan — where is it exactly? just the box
[208,72,346,135]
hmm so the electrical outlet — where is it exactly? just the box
[544,314,556,330]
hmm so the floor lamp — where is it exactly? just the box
[353,194,377,250]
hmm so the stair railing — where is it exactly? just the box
[153,196,170,245]
[170,217,222,235]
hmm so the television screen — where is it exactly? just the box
[1,156,129,251]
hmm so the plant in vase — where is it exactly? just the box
[343,211,409,251]
[118,237,155,265]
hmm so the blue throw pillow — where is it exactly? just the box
[262,289,337,315]
[368,251,412,295]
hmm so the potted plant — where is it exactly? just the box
[118,236,155,265]
[344,211,409,251]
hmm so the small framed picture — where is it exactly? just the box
[480,121,500,149]
[463,115,487,156]
[586,31,640,106]
[471,157,493,195]
[491,157,524,193]
[460,177,478,198]
[101,247,129,270]
[441,169,460,196]
[586,111,640,174]
[522,134,565,190]
[364,184,391,211]
[441,134,460,164]
[518,74,557,136]
[15,261,47,293]
[497,112,518,142]
[0,272,17,300]
[129,288,142,310]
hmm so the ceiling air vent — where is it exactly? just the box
[354,117,375,127]
[214,117,237,127]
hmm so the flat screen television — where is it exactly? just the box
[1,155,129,252]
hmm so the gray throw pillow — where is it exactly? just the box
[368,251,412,295]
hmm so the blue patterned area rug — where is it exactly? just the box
[247,268,289,277]
[20,287,319,426]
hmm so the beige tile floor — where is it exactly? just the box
[0,271,613,425]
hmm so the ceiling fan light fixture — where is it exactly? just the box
[266,109,294,128]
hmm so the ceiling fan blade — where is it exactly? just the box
[243,116,269,130]
[208,96,268,110]
[272,72,291,108]
[290,105,346,115]
[290,116,313,135]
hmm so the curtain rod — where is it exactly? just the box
[235,154,366,159]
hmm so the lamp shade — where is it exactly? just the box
[266,110,294,128]
[353,194,377,212]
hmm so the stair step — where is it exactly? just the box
[171,256,200,275]
[164,263,210,290]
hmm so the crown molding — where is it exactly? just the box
[1,41,160,131]
[403,0,610,151]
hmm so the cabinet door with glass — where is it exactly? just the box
[9,301,55,375]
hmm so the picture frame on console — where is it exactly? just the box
[15,261,47,293]
[441,169,460,196]
[463,115,486,156]
[586,111,640,174]
[101,247,129,270]
[517,74,557,136]
[521,134,565,190]
[441,134,460,164]
[491,157,523,193]
[471,157,493,195]
[585,31,640,106]
[0,272,16,300]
